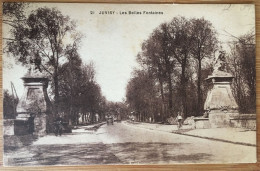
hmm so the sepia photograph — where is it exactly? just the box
[2,3,256,166]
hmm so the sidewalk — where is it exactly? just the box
[72,122,106,133]
[32,122,106,145]
[125,121,256,146]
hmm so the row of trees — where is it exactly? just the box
[3,3,114,124]
[58,59,106,125]
[3,3,256,124]
[126,16,255,123]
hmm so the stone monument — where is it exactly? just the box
[204,51,239,128]
[14,68,52,136]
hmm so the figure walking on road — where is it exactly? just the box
[177,112,183,129]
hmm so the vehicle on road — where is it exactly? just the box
[53,121,63,136]
[107,115,114,125]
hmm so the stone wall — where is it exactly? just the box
[194,118,211,129]
[229,114,256,130]
[192,113,256,130]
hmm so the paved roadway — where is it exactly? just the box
[4,121,256,166]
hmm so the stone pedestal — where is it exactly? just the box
[204,75,239,128]
[203,51,239,128]
[15,76,51,136]
[204,80,238,113]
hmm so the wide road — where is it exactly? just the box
[4,121,256,166]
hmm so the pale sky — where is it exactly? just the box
[3,3,255,102]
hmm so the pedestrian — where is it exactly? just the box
[95,113,99,123]
[177,112,183,129]
[203,109,210,118]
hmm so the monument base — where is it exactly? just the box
[34,113,47,137]
[14,113,47,136]
[208,113,230,128]
[14,119,30,135]
[194,118,210,129]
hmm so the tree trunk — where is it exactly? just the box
[181,59,187,118]
[167,72,173,113]
[75,111,79,125]
[91,110,95,123]
[84,113,87,123]
[164,53,173,116]
[158,78,165,122]
[197,59,202,116]
[82,113,84,123]
[54,40,59,118]
[53,71,59,117]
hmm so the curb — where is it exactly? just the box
[172,131,256,147]
[84,122,106,130]
[125,121,256,147]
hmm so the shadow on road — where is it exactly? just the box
[6,142,212,166]
[108,142,212,164]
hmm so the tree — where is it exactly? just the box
[58,44,82,124]
[79,62,104,124]
[58,59,106,125]
[126,70,160,122]
[3,2,28,27]
[167,17,194,118]
[3,90,18,119]
[5,7,82,116]
[157,23,176,113]
[139,23,176,117]
[134,16,219,121]
[138,34,167,121]
[228,31,256,113]
[190,18,218,115]
[3,2,29,68]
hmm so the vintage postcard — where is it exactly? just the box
[2,3,256,166]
